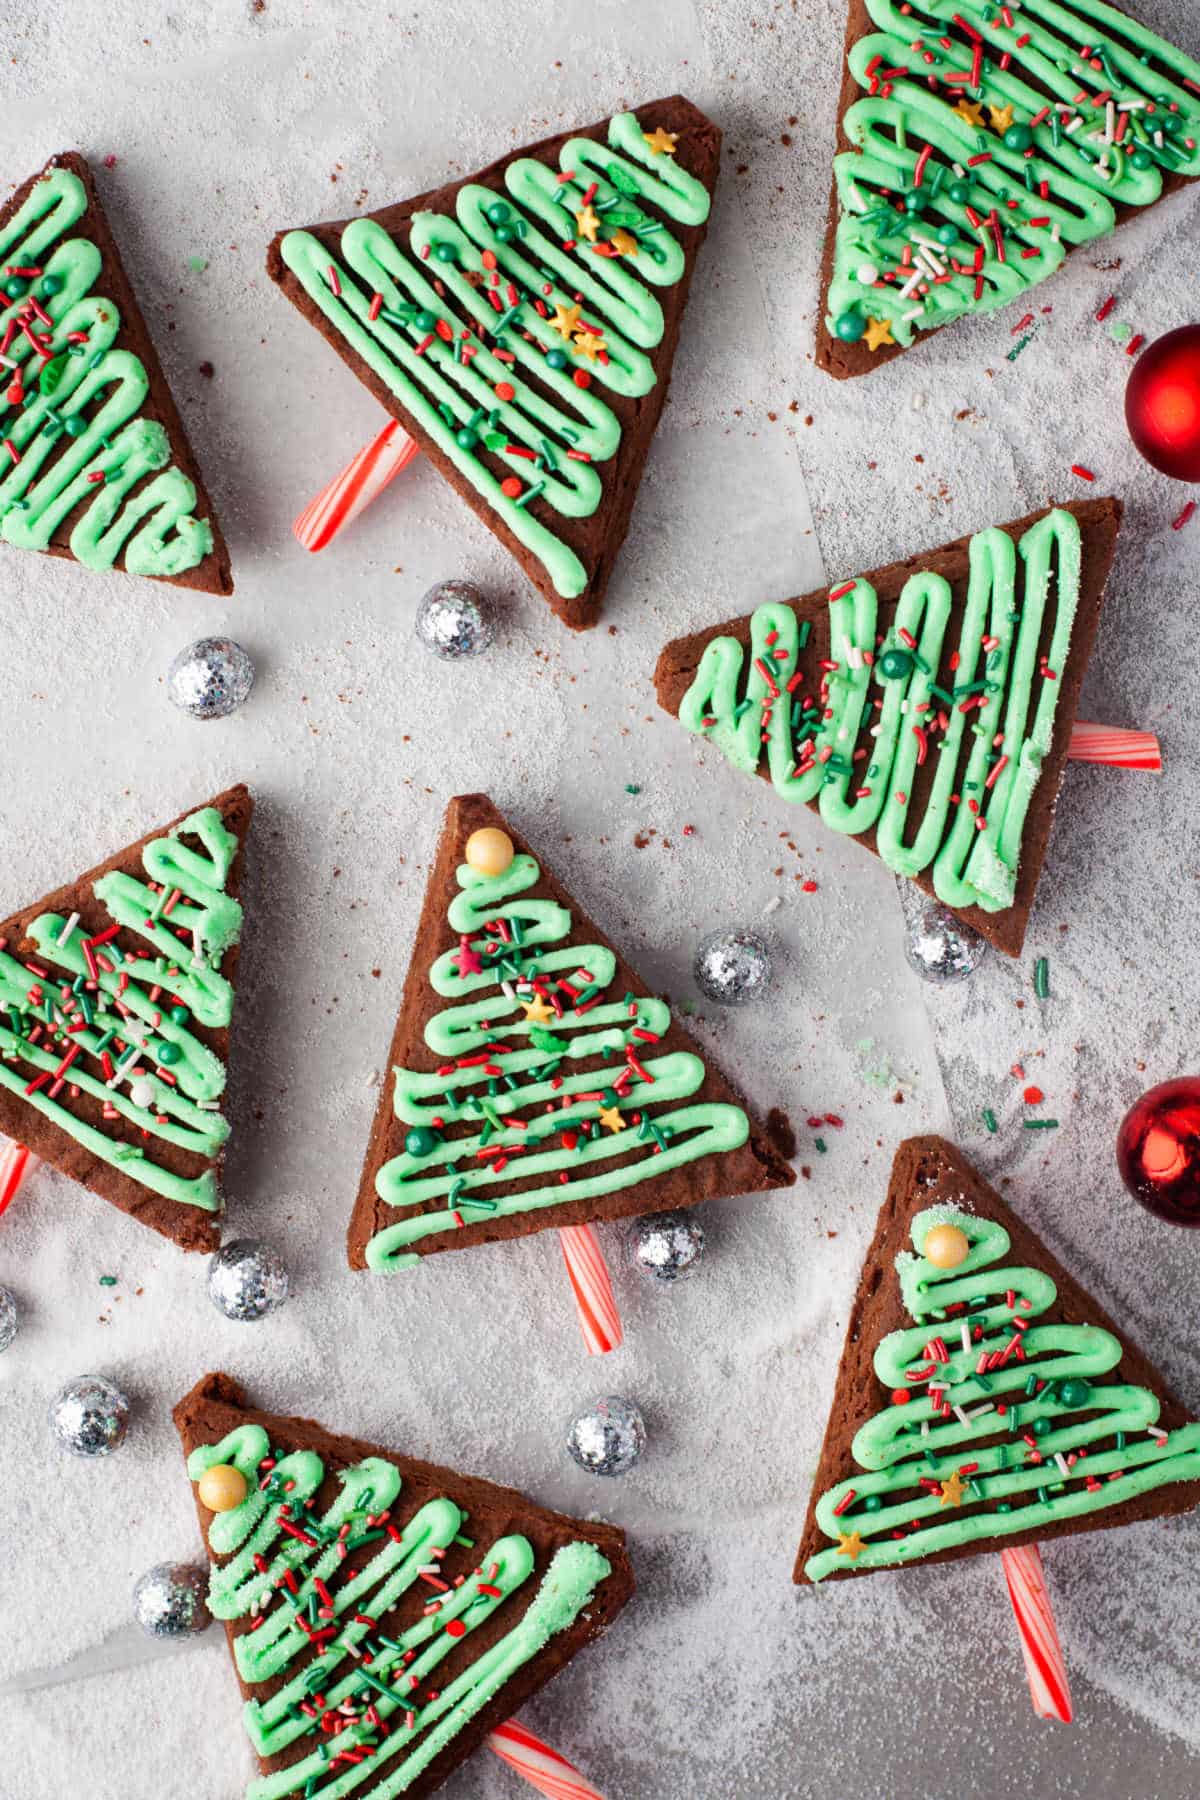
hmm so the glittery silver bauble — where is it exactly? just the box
[902,895,987,985]
[0,1284,18,1352]
[627,1210,705,1284]
[693,928,773,1005]
[48,1373,130,1457]
[167,636,255,719]
[207,1238,290,1322]
[132,1562,212,1639]
[566,1395,647,1477]
[414,580,494,660]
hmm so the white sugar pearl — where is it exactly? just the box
[129,1078,155,1108]
[856,261,880,286]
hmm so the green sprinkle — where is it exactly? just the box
[1023,1119,1059,1131]
[982,1107,998,1134]
[98,1274,117,1287]
[624,783,641,795]
[814,1136,827,1154]
[1033,956,1050,999]
[187,255,208,273]
[454,1532,475,1548]
[798,620,812,649]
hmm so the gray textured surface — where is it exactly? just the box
[3,2,1200,1797]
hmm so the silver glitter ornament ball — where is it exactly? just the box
[207,1238,290,1322]
[627,1209,705,1284]
[902,895,987,985]
[566,1395,647,1477]
[167,636,255,720]
[48,1373,130,1457]
[414,580,495,660]
[132,1562,212,1640]
[0,1284,18,1353]
[693,928,773,1006]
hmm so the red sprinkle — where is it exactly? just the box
[1023,1085,1045,1104]
[1070,464,1095,481]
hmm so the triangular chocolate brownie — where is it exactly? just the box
[266,98,720,630]
[349,793,794,1273]
[817,2,1200,378]
[654,498,1121,957]
[174,1372,633,1800]
[0,785,251,1252]
[0,152,232,591]
[796,1136,1200,1584]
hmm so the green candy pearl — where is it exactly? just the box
[455,426,478,450]
[405,1126,439,1159]
[1056,1379,1091,1408]
[878,647,914,679]
[63,414,88,437]
[936,224,957,246]
[157,1040,183,1067]
[545,347,569,370]
[834,311,866,343]
[433,242,457,264]
[1131,147,1154,169]
[485,200,511,225]
[947,181,970,204]
[863,1494,882,1512]
[903,190,925,214]
[414,309,438,332]
[1004,124,1034,152]
[3,276,28,299]
[170,1005,190,1024]
[1031,1416,1051,1439]
[494,224,515,244]
[38,273,63,297]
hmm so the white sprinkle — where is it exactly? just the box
[1055,1452,1071,1480]
[762,895,782,917]
[967,1403,994,1422]
[1105,101,1116,142]
[953,1405,973,1429]
[1065,115,1083,135]
[960,1320,972,1354]
[921,1420,930,1439]
[846,645,864,671]
[898,270,924,301]
[55,912,80,947]
[901,305,926,323]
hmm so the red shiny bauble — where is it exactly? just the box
[1125,326,1200,482]
[1116,1077,1200,1226]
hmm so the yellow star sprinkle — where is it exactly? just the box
[609,227,639,258]
[521,995,555,1026]
[575,204,601,243]
[549,301,582,341]
[572,329,607,362]
[988,102,1016,134]
[954,98,985,128]
[940,1471,968,1508]
[863,316,895,353]
[836,1531,866,1561]
[597,1105,626,1134]
[643,126,678,156]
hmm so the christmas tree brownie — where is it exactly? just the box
[174,1372,634,1800]
[818,1,1200,377]
[0,152,232,590]
[349,793,794,1273]
[267,98,720,630]
[796,1136,1200,1583]
[0,786,251,1252]
[654,498,1122,957]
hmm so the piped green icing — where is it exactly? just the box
[365,848,749,1271]
[679,508,1082,915]
[0,804,242,1211]
[278,110,710,600]
[804,1203,1200,1581]
[185,1430,612,1798]
[0,165,213,575]
[826,0,1200,351]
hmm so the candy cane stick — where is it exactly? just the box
[559,1224,623,1356]
[292,419,420,552]
[1000,1543,1073,1722]
[488,1719,607,1800]
[1068,721,1161,770]
[0,1139,31,1218]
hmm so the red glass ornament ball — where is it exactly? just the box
[1116,1076,1200,1226]
[1125,326,1200,482]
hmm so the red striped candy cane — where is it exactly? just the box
[293,419,420,552]
[0,1140,31,1218]
[487,1720,606,1800]
[1067,721,1161,770]
[1000,1543,1073,1722]
[559,1224,623,1355]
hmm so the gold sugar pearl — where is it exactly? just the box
[465,827,515,878]
[197,1463,248,1512]
[924,1223,970,1270]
